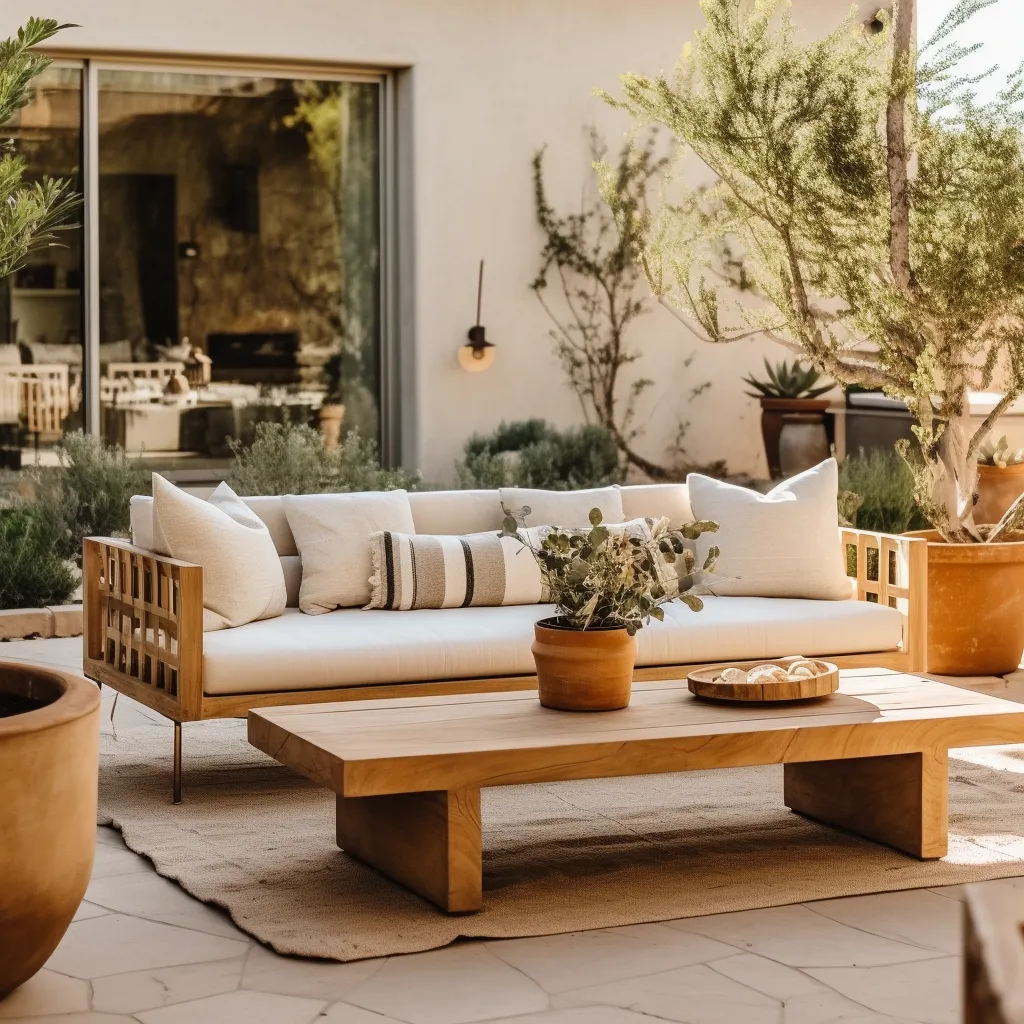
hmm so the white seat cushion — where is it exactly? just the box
[202,597,903,695]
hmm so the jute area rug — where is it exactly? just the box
[99,720,1024,962]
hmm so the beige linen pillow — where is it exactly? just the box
[687,459,850,600]
[499,486,625,528]
[151,476,287,631]
[367,530,543,610]
[284,491,416,613]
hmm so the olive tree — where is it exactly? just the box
[601,0,1024,542]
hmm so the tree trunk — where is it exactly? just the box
[932,407,982,542]
[886,0,916,297]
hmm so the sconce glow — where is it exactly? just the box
[459,259,495,372]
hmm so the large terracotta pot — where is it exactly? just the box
[532,618,637,711]
[906,530,1024,676]
[975,463,1024,527]
[0,663,100,998]
[759,398,831,478]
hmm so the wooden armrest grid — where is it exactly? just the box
[841,528,928,672]
[83,538,203,718]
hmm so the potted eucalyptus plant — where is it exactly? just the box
[503,506,719,711]
[602,0,1024,675]
[743,358,834,477]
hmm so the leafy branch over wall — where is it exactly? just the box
[532,130,708,480]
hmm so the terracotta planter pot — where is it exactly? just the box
[317,403,346,451]
[975,463,1024,527]
[906,530,1024,676]
[759,398,831,478]
[0,663,100,998]
[532,617,637,711]
[778,412,829,477]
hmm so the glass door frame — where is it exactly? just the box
[50,54,398,461]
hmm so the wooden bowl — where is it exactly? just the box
[687,657,839,703]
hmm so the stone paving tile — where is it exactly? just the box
[806,955,962,1024]
[0,971,90,1019]
[801,889,962,954]
[70,901,109,923]
[84,872,247,941]
[553,961,782,1024]
[241,943,384,1001]
[316,1006,408,1024]
[43,914,248,980]
[484,922,737,993]
[476,1008,682,1023]
[343,944,549,1024]
[90,955,248,1014]
[135,990,326,1024]
[666,903,949,967]
[0,1015,137,1024]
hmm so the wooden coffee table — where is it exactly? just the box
[248,669,1024,914]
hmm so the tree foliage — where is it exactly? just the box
[601,0,1024,542]
[0,18,80,279]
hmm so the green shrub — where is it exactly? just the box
[227,422,420,496]
[32,431,149,565]
[457,420,622,490]
[0,504,78,610]
[838,448,928,535]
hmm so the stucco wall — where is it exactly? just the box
[0,0,873,482]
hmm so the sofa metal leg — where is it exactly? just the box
[172,722,182,804]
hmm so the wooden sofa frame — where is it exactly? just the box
[82,528,928,802]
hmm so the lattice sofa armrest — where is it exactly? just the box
[840,528,928,672]
[82,537,204,720]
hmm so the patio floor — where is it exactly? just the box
[4,637,1023,1024]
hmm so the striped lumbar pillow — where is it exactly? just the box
[367,531,544,610]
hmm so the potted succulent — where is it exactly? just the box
[975,436,1024,527]
[602,0,1024,675]
[317,351,346,451]
[503,506,719,711]
[742,359,834,478]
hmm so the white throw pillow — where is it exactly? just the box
[284,491,416,613]
[687,459,850,600]
[151,476,287,631]
[499,486,625,528]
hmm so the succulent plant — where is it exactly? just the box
[978,435,1024,469]
[502,506,719,635]
[742,358,834,400]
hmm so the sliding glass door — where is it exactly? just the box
[0,65,84,459]
[4,57,387,472]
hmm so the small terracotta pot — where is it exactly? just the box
[905,530,1024,676]
[975,463,1024,527]
[532,617,637,711]
[0,663,100,998]
[759,398,831,479]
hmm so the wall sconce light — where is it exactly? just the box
[458,259,495,372]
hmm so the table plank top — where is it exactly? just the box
[248,669,1024,797]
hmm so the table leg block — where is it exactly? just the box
[784,749,948,859]
[336,787,483,913]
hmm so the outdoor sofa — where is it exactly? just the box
[82,482,926,800]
